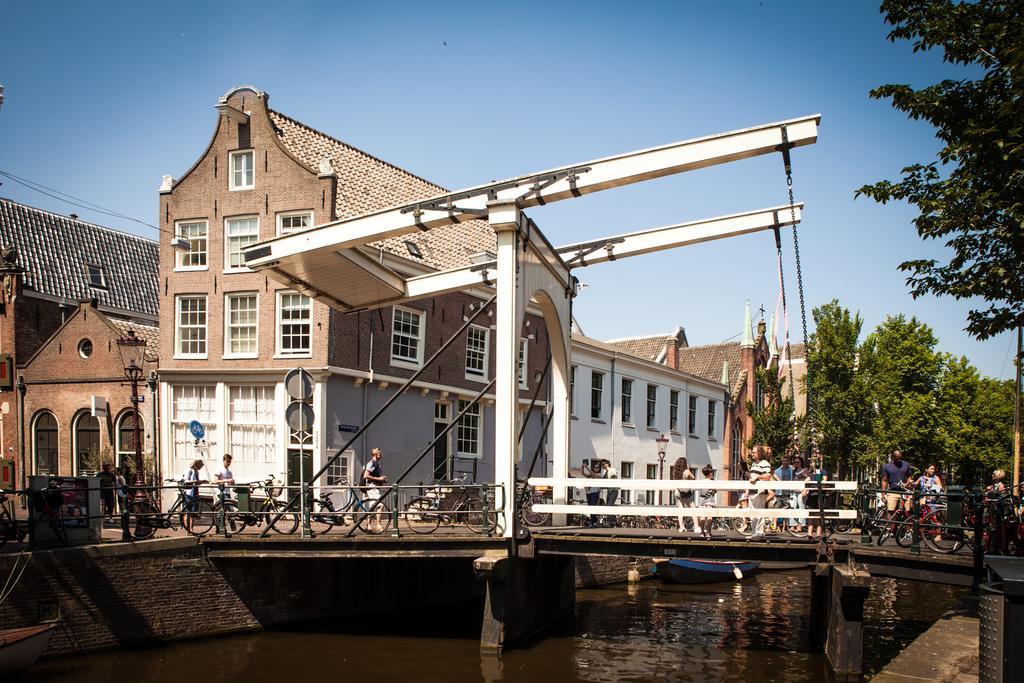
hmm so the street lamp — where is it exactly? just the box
[116,329,147,487]
[656,433,669,505]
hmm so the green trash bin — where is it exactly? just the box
[946,485,964,529]
[234,486,251,512]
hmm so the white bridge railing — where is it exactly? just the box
[526,477,858,520]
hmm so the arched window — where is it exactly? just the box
[33,411,59,476]
[116,411,145,471]
[73,411,101,475]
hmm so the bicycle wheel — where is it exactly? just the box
[214,498,247,534]
[894,517,913,548]
[463,497,498,534]
[128,500,158,540]
[831,503,856,534]
[268,499,299,535]
[356,499,392,534]
[921,509,963,554]
[309,499,336,535]
[183,499,216,537]
[522,496,550,527]
[732,509,754,537]
[404,497,440,534]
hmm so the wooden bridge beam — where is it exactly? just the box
[809,563,872,682]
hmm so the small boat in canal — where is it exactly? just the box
[654,558,760,584]
[0,624,55,677]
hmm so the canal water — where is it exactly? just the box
[25,570,963,682]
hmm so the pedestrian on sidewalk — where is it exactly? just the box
[697,464,718,540]
[98,462,116,521]
[581,459,602,528]
[599,460,619,527]
[361,448,387,533]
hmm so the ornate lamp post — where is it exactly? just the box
[656,433,669,505]
[116,329,147,486]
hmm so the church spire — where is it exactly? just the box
[740,299,754,349]
[769,312,779,358]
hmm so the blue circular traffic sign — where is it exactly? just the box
[188,420,205,440]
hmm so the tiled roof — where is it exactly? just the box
[677,341,744,394]
[604,334,672,362]
[267,109,497,272]
[108,318,160,362]
[0,198,159,318]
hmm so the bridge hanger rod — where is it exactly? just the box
[393,204,804,306]
[243,115,819,270]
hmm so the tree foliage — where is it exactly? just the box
[856,0,1024,339]
[746,367,799,458]
[854,315,944,465]
[804,300,872,475]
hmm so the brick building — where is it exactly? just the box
[0,198,159,486]
[157,85,548,489]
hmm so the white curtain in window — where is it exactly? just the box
[170,385,217,480]
[227,385,277,484]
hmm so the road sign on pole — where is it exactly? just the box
[189,420,205,440]
[284,368,314,401]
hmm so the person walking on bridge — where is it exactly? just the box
[361,448,388,533]
[748,459,775,541]
[881,450,913,518]
[697,464,718,540]
[599,460,619,528]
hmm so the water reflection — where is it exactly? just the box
[25,571,963,683]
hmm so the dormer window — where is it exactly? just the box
[229,150,255,191]
[85,264,107,289]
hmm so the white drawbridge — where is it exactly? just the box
[244,114,826,538]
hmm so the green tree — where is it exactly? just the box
[746,367,799,458]
[857,315,944,466]
[803,300,871,476]
[857,0,1024,339]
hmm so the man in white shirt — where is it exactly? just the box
[215,454,235,503]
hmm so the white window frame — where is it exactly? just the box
[621,378,633,425]
[174,220,208,271]
[115,411,145,468]
[391,306,425,369]
[456,398,482,458]
[646,384,658,428]
[619,461,633,504]
[591,371,604,420]
[170,384,217,479]
[465,325,489,382]
[175,295,208,359]
[276,291,312,358]
[224,215,259,273]
[229,149,255,191]
[518,338,529,390]
[226,384,277,483]
[224,292,259,359]
[277,210,314,236]
[570,365,577,417]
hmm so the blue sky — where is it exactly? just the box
[0,1,1016,379]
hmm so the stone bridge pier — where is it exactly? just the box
[473,553,576,653]
[809,562,872,682]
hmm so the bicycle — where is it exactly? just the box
[402,474,491,534]
[212,476,300,535]
[127,479,216,539]
[516,482,551,528]
[306,476,392,535]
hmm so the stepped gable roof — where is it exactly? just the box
[677,341,745,394]
[0,198,158,318]
[108,318,160,362]
[267,109,496,272]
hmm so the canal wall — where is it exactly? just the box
[0,538,484,657]
[575,555,654,587]
[870,596,979,683]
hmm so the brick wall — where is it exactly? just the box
[575,555,654,588]
[21,302,156,476]
[159,89,333,372]
[0,539,485,658]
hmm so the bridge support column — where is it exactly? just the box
[474,554,575,653]
[809,563,872,682]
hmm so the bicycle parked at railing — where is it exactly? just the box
[304,476,393,535]
[127,479,216,539]
[402,474,495,534]
[516,482,550,528]
[212,475,299,535]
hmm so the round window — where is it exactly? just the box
[78,339,93,359]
